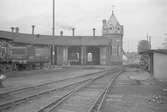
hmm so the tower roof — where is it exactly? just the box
[108,11,120,26]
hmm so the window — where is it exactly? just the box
[88,53,92,62]
[112,47,117,56]
[109,27,113,30]
[117,45,119,56]
[110,46,112,55]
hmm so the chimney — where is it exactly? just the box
[15,27,19,33]
[32,25,35,35]
[60,30,63,36]
[102,19,106,24]
[72,28,75,36]
[93,28,96,36]
[11,27,14,32]
[149,36,151,49]
[146,34,149,42]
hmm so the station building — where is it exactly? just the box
[0,11,124,66]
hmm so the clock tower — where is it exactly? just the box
[102,10,123,36]
[102,10,124,64]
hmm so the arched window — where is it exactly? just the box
[109,26,114,30]
[88,52,92,62]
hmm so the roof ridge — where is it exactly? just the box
[108,11,120,26]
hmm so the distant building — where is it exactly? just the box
[0,11,123,66]
[140,49,167,80]
[123,52,140,65]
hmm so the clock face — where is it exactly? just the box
[114,26,121,33]
[116,26,120,30]
[109,25,114,30]
[103,23,122,34]
[109,27,113,30]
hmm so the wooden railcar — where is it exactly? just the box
[9,45,51,70]
[0,37,51,71]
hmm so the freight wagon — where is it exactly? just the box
[0,38,13,73]
[0,38,51,72]
[10,45,51,70]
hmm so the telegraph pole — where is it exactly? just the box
[53,0,55,36]
[52,0,55,65]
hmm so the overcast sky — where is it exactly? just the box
[0,0,167,51]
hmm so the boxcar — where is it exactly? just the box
[9,45,51,70]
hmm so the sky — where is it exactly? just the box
[0,0,167,51]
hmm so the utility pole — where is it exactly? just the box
[146,34,151,49]
[149,36,151,49]
[32,25,35,35]
[53,0,55,36]
[52,0,55,65]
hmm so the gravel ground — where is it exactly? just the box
[0,67,103,93]
[102,68,167,112]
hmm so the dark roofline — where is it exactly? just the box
[0,30,110,46]
[0,30,103,38]
[0,37,13,41]
[139,49,167,55]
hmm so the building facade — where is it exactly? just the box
[102,11,124,65]
[0,11,124,66]
[140,49,167,80]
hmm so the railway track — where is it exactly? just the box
[0,70,105,97]
[37,68,123,112]
[89,71,123,112]
[0,70,109,112]
[0,67,123,112]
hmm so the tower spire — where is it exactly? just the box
[108,5,120,26]
[112,5,115,15]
